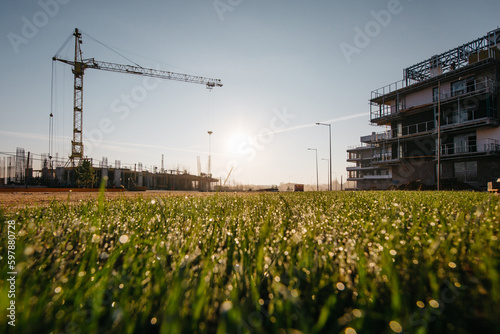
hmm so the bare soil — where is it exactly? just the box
[0,190,214,212]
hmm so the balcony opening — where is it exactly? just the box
[454,161,477,182]
[451,77,475,97]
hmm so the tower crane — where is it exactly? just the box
[53,28,222,166]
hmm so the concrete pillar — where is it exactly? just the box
[138,172,143,187]
[56,167,64,183]
[114,169,121,187]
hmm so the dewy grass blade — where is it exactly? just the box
[0,191,499,333]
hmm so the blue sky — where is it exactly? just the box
[1,0,499,186]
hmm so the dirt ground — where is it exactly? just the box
[0,190,215,212]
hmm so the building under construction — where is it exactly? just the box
[0,150,218,191]
[347,28,500,190]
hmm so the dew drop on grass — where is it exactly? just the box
[345,328,357,334]
[390,249,397,256]
[151,317,157,325]
[389,320,403,333]
[54,287,62,294]
[448,262,457,269]
[119,235,129,244]
[336,282,345,291]
[221,300,233,312]
[24,246,35,256]
[429,299,439,308]
[416,301,425,308]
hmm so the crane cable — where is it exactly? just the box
[81,30,210,79]
[49,61,55,160]
[54,31,73,58]
[81,30,143,68]
[208,89,213,131]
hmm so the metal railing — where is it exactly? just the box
[435,78,497,102]
[346,143,377,150]
[371,77,497,120]
[371,152,394,162]
[441,138,500,156]
[371,79,407,100]
[369,120,435,142]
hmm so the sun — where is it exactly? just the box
[227,132,250,156]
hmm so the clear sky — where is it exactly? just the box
[1,0,499,186]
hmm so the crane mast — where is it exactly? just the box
[53,28,222,166]
[72,28,84,161]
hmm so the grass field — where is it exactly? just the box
[1,191,499,334]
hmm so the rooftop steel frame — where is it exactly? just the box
[403,28,500,83]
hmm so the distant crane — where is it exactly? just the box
[53,28,223,166]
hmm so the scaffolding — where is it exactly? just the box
[404,28,500,83]
[371,28,500,102]
[0,158,5,185]
[15,148,25,183]
[7,157,15,183]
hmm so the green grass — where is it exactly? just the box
[1,191,499,333]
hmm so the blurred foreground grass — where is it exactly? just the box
[0,191,499,333]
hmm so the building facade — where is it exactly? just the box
[348,28,500,190]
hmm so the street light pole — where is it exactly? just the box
[208,130,213,191]
[316,122,332,191]
[208,130,213,176]
[322,158,329,191]
[308,148,319,191]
